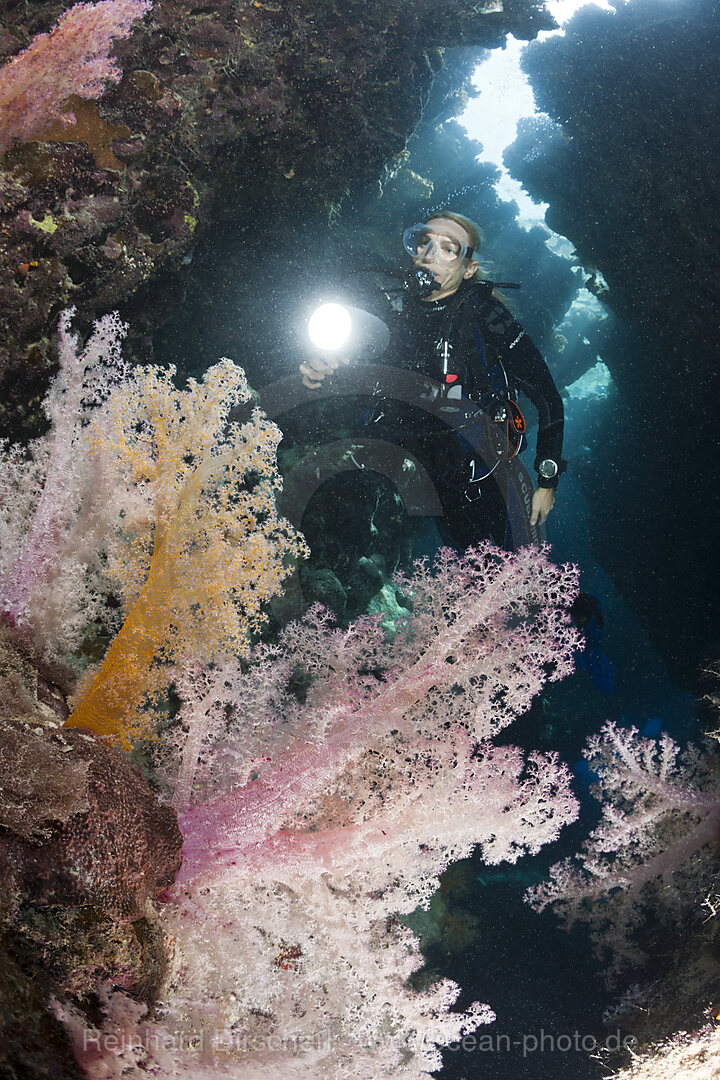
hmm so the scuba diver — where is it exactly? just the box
[298,212,566,551]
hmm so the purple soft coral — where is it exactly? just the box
[0,308,129,647]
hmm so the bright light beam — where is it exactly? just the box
[308,303,352,351]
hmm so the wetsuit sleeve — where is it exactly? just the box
[470,296,565,485]
[511,334,565,470]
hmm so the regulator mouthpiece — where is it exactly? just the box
[408,266,441,298]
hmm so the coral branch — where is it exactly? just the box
[0,308,130,653]
[66,358,306,745]
[527,722,720,971]
[175,545,579,876]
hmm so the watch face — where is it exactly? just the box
[539,459,558,479]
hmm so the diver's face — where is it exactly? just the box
[412,217,479,300]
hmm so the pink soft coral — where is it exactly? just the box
[173,544,580,881]
[55,544,581,1076]
[0,308,131,655]
[527,721,720,972]
[131,545,582,1076]
[0,0,151,153]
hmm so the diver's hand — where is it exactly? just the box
[299,354,350,390]
[530,486,555,527]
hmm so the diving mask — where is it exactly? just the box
[402,223,475,266]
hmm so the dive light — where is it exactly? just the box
[307,302,390,360]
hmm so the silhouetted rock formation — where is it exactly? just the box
[505,0,720,686]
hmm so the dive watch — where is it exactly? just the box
[537,459,559,480]
[536,457,567,488]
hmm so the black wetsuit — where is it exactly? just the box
[343,274,565,549]
[393,280,564,462]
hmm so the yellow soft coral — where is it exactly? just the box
[65,359,306,746]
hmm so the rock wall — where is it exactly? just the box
[505,0,720,686]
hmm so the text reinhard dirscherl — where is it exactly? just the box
[82,1028,637,1060]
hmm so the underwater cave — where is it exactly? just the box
[0,0,719,1076]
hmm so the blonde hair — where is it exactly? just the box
[425,212,488,281]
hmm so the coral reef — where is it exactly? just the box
[8,4,719,1071]
[0,311,585,1077]
[0,628,173,1080]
